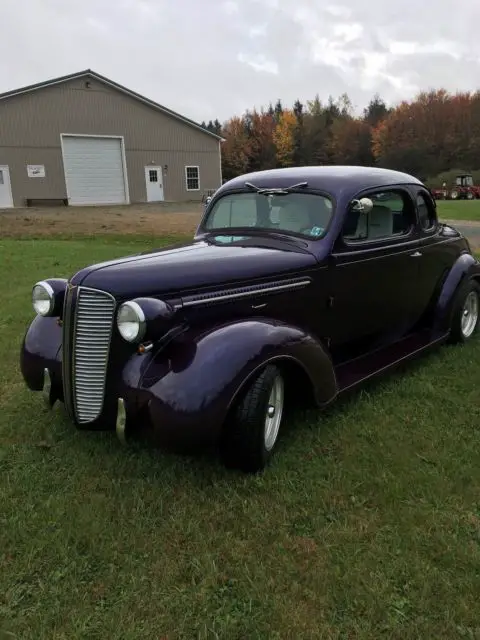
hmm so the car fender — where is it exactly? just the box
[122,319,337,443]
[20,315,63,390]
[434,252,480,332]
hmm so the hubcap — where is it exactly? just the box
[461,291,479,338]
[264,375,284,451]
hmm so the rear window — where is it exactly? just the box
[204,192,334,239]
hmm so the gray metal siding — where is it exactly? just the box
[0,77,221,205]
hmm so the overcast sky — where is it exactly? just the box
[1,0,479,124]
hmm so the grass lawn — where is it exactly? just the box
[436,199,480,222]
[1,235,480,639]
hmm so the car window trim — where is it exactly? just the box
[338,185,417,251]
[412,187,439,235]
[332,236,420,259]
[200,187,338,240]
[332,233,459,261]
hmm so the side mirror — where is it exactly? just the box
[350,197,374,214]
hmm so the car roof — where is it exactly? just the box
[217,166,423,200]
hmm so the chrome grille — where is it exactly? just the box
[73,287,115,423]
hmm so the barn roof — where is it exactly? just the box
[0,69,223,141]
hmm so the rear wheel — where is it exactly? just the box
[467,191,474,200]
[220,364,285,473]
[449,279,480,343]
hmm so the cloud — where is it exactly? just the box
[0,0,478,123]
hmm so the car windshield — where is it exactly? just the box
[203,192,334,239]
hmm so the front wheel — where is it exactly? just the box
[449,279,480,343]
[220,364,285,473]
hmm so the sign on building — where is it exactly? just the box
[27,165,46,178]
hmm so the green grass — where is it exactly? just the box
[1,237,480,639]
[436,200,480,222]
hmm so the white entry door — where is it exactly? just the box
[145,166,164,202]
[0,166,13,208]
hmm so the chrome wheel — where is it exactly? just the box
[461,291,479,338]
[264,375,284,451]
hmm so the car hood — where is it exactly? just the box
[71,239,317,298]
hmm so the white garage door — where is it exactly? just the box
[62,136,128,205]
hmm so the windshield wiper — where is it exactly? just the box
[244,181,308,195]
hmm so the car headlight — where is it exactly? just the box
[32,281,55,316]
[117,301,146,343]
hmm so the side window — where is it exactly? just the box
[416,192,436,231]
[342,190,414,243]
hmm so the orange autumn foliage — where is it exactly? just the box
[273,110,297,167]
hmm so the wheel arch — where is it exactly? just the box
[133,318,337,444]
[224,353,319,420]
[433,253,480,333]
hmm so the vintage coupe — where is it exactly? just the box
[21,167,480,472]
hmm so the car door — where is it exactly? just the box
[409,188,463,326]
[326,187,423,361]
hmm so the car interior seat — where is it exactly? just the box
[342,210,361,238]
[368,205,393,239]
[277,201,311,233]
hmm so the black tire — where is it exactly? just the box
[448,279,480,344]
[220,364,285,473]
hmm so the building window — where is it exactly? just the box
[185,166,200,191]
[0,170,3,185]
[149,170,158,183]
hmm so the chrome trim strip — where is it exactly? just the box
[62,284,75,419]
[72,286,116,424]
[181,277,311,308]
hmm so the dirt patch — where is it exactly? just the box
[0,203,203,238]
[2,205,480,250]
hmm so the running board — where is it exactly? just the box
[335,330,449,393]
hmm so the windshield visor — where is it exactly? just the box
[203,192,334,239]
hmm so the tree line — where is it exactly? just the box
[200,89,480,186]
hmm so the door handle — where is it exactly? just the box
[410,251,422,257]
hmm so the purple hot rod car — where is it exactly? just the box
[21,166,480,472]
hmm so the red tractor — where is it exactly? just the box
[431,174,480,200]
